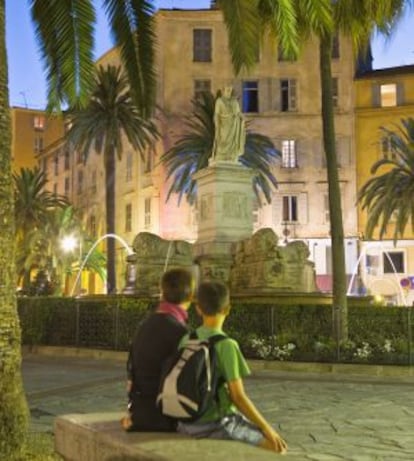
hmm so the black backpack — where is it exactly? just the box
[156,331,226,421]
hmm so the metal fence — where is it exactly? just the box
[18,296,414,366]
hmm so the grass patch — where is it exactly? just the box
[18,432,62,461]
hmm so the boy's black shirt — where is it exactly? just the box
[127,312,187,431]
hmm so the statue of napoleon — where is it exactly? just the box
[211,86,246,163]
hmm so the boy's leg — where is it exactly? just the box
[179,414,263,445]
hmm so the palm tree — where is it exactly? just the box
[161,91,279,205]
[217,0,412,340]
[1,2,157,456]
[358,117,414,241]
[14,167,68,289]
[66,65,158,293]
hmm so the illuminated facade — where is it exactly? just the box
[355,65,414,305]
[37,7,362,293]
[11,107,64,171]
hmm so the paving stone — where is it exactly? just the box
[23,352,414,460]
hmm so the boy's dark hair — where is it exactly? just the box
[197,281,229,316]
[161,268,194,304]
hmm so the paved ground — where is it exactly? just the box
[23,353,414,460]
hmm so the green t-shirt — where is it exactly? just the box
[179,325,250,423]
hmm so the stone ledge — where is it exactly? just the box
[54,412,276,461]
[24,345,414,381]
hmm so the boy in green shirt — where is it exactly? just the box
[177,281,287,454]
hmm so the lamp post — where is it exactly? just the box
[61,235,82,296]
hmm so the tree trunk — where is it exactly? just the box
[0,1,30,456]
[104,150,117,294]
[319,35,348,341]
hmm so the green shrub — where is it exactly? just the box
[17,296,414,365]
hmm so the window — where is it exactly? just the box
[64,149,70,170]
[53,183,58,195]
[41,157,47,172]
[280,79,297,112]
[64,177,70,197]
[194,79,211,100]
[366,254,380,275]
[33,115,45,130]
[242,80,259,113]
[281,140,297,168]
[142,148,154,174]
[125,204,132,233]
[332,78,338,108]
[144,198,151,228]
[380,83,397,107]
[77,170,83,195]
[126,152,133,182]
[331,34,340,59]
[54,153,59,176]
[34,136,44,153]
[193,29,212,62]
[91,170,97,194]
[282,195,298,222]
[383,251,404,274]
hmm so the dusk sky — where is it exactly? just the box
[5,0,414,109]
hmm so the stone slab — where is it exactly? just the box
[54,412,280,461]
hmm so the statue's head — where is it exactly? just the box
[222,86,233,98]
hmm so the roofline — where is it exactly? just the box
[356,64,414,79]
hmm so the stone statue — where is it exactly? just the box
[212,86,246,162]
[230,228,318,293]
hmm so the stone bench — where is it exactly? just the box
[54,412,276,461]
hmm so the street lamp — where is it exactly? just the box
[61,235,82,296]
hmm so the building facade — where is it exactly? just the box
[37,7,363,293]
[11,107,64,172]
[355,65,414,305]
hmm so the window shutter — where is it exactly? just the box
[271,78,280,111]
[396,82,404,106]
[371,84,381,107]
[298,192,308,224]
[290,79,297,111]
[297,139,309,168]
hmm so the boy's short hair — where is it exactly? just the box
[197,281,229,316]
[161,268,194,304]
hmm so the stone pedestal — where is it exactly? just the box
[193,162,254,283]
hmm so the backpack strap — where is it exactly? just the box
[189,331,198,340]
[208,334,227,346]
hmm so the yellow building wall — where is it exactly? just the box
[11,107,65,172]
[355,66,414,240]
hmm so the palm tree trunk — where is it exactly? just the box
[0,1,29,455]
[104,150,117,294]
[319,34,348,341]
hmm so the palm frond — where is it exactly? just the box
[358,117,414,241]
[103,0,157,117]
[66,64,159,162]
[217,0,262,74]
[31,0,95,110]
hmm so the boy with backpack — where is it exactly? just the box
[122,268,195,432]
[170,281,288,454]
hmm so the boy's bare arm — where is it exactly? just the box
[228,378,287,454]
